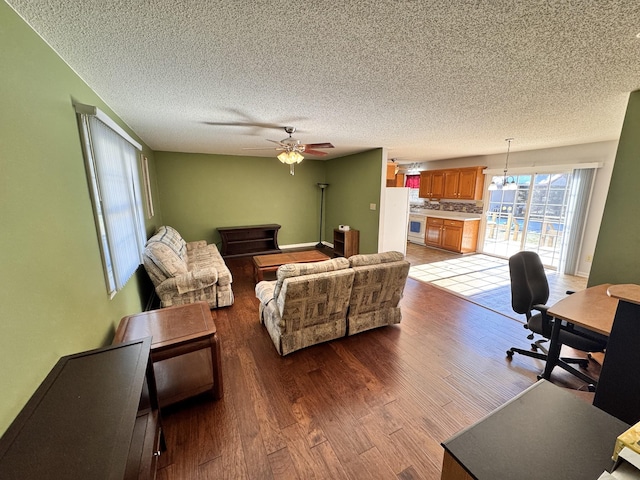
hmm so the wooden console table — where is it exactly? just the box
[0,338,164,479]
[217,224,281,257]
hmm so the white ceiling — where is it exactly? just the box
[7,1,640,162]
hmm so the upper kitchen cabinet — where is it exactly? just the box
[386,163,398,180]
[419,171,445,198]
[420,166,485,200]
[386,163,405,187]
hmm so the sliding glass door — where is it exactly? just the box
[482,172,573,269]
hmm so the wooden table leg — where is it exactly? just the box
[210,332,223,399]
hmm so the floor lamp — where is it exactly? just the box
[316,183,329,248]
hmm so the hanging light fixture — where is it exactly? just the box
[488,138,517,191]
[277,150,304,175]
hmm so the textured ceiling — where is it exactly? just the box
[7,0,640,162]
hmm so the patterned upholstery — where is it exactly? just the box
[255,252,409,355]
[347,252,410,335]
[256,258,353,355]
[142,226,233,309]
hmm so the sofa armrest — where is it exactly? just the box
[255,280,276,305]
[156,267,218,295]
[215,262,233,287]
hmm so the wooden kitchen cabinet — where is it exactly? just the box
[443,171,459,199]
[419,167,485,200]
[386,164,397,180]
[419,171,445,198]
[457,167,485,200]
[442,221,464,251]
[425,217,480,254]
[425,217,444,246]
[386,173,405,187]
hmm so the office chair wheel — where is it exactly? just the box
[506,349,514,359]
[588,384,596,392]
[526,333,534,340]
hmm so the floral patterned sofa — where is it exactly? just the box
[255,251,409,355]
[142,226,233,309]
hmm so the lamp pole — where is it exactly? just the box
[316,183,329,248]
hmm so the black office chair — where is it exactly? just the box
[506,251,607,379]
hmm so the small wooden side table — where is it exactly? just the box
[114,301,223,407]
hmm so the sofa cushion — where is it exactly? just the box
[151,225,187,260]
[348,251,405,267]
[144,241,188,280]
[274,257,350,300]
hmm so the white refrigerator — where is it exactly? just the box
[380,187,410,255]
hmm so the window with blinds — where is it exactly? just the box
[76,103,146,296]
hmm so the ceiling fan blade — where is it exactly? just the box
[266,139,287,146]
[303,142,334,149]
[304,149,330,156]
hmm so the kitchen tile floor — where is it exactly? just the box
[405,243,587,321]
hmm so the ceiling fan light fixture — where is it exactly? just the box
[277,151,304,164]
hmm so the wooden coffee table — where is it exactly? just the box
[253,250,331,282]
[113,301,222,407]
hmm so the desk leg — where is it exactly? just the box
[542,317,562,380]
[210,333,223,399]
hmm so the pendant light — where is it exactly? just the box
[488,138,517,191]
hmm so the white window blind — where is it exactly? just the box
[76,104,146,296]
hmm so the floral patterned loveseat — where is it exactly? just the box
[255,251,409,355]
[142,226,233,309]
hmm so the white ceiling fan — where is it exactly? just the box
[251,126,335,175]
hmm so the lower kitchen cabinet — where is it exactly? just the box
[425,217,480,254]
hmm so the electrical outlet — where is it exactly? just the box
[370,203,377,211]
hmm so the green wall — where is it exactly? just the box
[589,90,640,286]
[326,149,384,254]
[0,2,161,435]
[153,149,384,253]
[153,152,328,246]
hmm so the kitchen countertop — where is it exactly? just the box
[409,210,482,221]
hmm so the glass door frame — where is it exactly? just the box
[479,171,574,270]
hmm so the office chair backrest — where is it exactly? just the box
[509,251,550,316]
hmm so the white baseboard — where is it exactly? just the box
[280,241,333,249]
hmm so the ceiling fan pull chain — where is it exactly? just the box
[290,164,295,175]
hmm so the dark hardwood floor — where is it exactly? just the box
[157,252,594,480]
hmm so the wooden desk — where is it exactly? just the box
[114,302,223,407]
[252,250,331,282]
[542,284,618,384]
[441,380,629,480]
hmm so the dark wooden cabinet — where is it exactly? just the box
[0,338,163,480]
[333,228,359,258]
[217,224,281,257]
